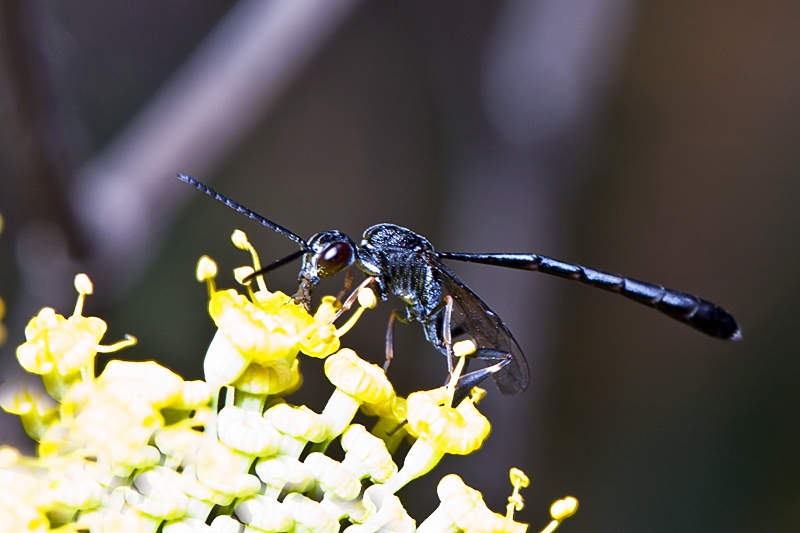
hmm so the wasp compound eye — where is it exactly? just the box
[317,242,353,277]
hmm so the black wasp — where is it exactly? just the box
[179,175,741,396]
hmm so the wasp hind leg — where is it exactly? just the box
[447,350,513,405]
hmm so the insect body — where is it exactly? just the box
[179,175,741,396]
[299,223,530,395]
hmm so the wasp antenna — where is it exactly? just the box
[177,174,309,250]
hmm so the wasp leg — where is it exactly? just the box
[332,276,378,321]
[384,309,413,373]
[335,265,355,303]
[442,295,455,374]
[421,295,462,384]
[448,353,512,404]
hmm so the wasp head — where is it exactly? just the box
[297,230,356,309]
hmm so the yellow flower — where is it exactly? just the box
[217,405,282,457]
[39,361,185,475]
[325,349,394,405]
[300,296,342,358]
[218,230,338,359]
[0,387,59,442]
[322,348,395,440]
[249,283,342,361]
[203,288,305,389]
[209,289,300,362]
[194,438,261,504]
[366,396,410,454]
[253,403,332,498]
[13,274,136,401]
[418,474,527,533]
[418,470,577,533]
[283,492,340,533]
[199,242,371,392]
[305,452,362,501]
[539,497,579,533]
[343,493,415,533]
[406,387,491,455]
[99,360,186,409]
[0,232,579,533]
[255,455,315,499]
[340,424,397,484]
[47,465,104,515]
[373,388,491,499]
[231,357,301,396]
[16,308,106,392]
[0,448,50,533]
[200,252,317,389]
[171,380,213,411]
[235,494,294,532]
[264,402,331,455]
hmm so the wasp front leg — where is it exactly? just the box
[333,276,379,321]
[335,265,355,303]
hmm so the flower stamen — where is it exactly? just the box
[196,255,219,297]
[446,339,476,408]
[95,334,138,353]
[506,467,530,520]
[335,287,377,338]
[231,229,268,293]
[539,496,579,533]
[73,273,94,317]
[234,265,255,286]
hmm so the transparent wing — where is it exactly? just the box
[433,260,530,395]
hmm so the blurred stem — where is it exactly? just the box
[0,0,87,259]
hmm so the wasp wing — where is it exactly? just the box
[433,260,530,395]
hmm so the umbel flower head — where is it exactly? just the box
[0,229,578,533]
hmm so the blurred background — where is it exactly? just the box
[1,1,798,531]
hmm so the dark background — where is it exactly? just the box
[1,1,798,531]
